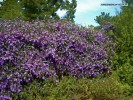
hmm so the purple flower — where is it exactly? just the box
[0,19,114,99]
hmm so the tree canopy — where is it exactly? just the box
[0,0,22,20]
[95,12,113,28]
[0,0,77,21]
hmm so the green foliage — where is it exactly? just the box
[0,1,3,19]
[87,73,128,100]
[107,5,133,96]
[18,77,86,100]
[0,0,23,20]
[20,0,77,21]
[61,0,77,22]
[0,0,77,21]
[95,12,113,27]
[117,63,133,94]
[111,7,133,68]
[18,73,127,100]
[122,0,133,6]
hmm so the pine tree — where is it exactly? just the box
[20,0,77,21]
[95,12,113,28]
[112,6,133,68]
[0,0,23,20]
[61,0,77,22]
[111,1,133,89]
[0,2,3,19]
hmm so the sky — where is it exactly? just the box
[57,0,123,26]
[74,0,123,26]
[0,0,124,26]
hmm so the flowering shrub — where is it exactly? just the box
[0,19,113,99]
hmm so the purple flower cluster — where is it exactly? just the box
[0,19,114,99]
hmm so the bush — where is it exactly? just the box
[87,73,126,100]
[111,7,133,68]
[117,63,133,86]
[104,7,133,97]
[0,19,114,99]
[117,63,133,95]
[19,77,84,100]
[18,73,127,100]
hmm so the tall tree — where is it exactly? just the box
[61,0,77,22]
[122,0,133,6]
[0,0,23,20]
[20,0,77,21]
[112,5,133,91]
[0,1,3,19]
[112,1,133,68]
[94,12,113,28]
[95,1,133,89]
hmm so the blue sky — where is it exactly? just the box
[57,0,123,26]
[74,0,122,26]
[0,0,123,26]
